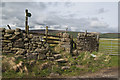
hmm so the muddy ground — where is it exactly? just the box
[71,67,118,78]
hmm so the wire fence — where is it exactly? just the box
[99,38,119,55]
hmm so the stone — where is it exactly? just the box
[3,47,10,50]
[16,38,23,42]
[64,38,71,42]
[12,65,19,72]
[5,29,15,34]
[12,61,23,72]
[28,34,33,39]
[54,45,65,53]
[38,45,42,48]
[2,32,5,36]
[46,51,52,57]
[54,54,62,59]
[26,53,38,60]
[16,49,26,55]
[37,42,42,45]
[3,40,11,43]
[56,59,67,63]
[49,73,60,77]
[38,54,46,60]
[15,28,21,32]
[63,33,70,38]
[23,33,27,38]
[61,38,66,42]
[29,60,36,66]
[13,41,24,48]
[14,55,23,59]
[61,45,71,48]
[8,43,13,47]
[33,43,38,47]
[76,32,99,52]
[14,32,21,35]
[0,37,3,40]
[0,28,5,32]
[4,34,12,38]
[61,66,70,70]
[72,49,78,56]
[9,35,17,40]
[59,42,71,45]
[2,50,11,53]
[35,48,48,54]
[40,62,50,70]
[11,48,21,51]
[24,38,29,42]
[23,66,28,74]
[47,57,54,61]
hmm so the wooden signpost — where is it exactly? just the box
[25,9,31,34]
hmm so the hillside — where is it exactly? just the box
[29,29,119,38]
[100,33,119,38]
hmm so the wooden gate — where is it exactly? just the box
[29,32,61,44]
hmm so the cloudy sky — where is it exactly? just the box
[1,2,118,33]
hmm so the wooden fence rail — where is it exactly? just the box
[29,32,61,44]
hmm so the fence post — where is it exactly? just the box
[111,40,112,54]
[65,28,68,33]
[45,26,48,43]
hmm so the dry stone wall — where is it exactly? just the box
[1,28,99,59]
[59,33,73,53]
[76,32,99,52]
[0,28,51,60]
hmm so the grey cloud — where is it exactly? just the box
[118,2,120,33]
[2,2,48,28]
[1,2,116,33]
[89,20,109,28]
[98,8,107,14]
[34,22,46,26]
[69,14,75,17]
[64,2,73,7]
[91,17,99,21]
[36,2,47,10]
[43,14,109,32]
[2,2,5,7]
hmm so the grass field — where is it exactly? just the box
[99,38,119,54]
[99,38,119,67]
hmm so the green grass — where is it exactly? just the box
[100,33,119,38]
[99,38,118,67]
[99,39,118,54]
[108,56,118,67]
[3,70,26,78]
[2,37,119,78]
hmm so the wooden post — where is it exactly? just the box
[85,30,87,36]
[7,25,11,29]
[45,26,48,43]
[96,34,99,41]
[65,28,68,33]
[26,25,29,34]
[25,9,28,34]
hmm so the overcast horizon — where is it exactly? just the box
[1,2,118,33]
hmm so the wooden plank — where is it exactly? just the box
[29,32,61,38]
[43,38,60,41]
[47,41,59,44]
